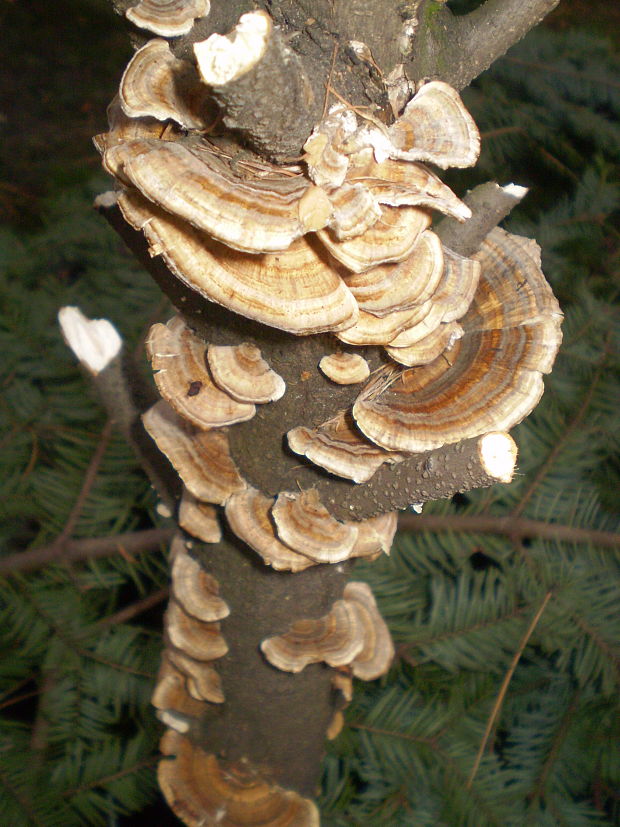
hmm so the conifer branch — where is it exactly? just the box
[397,513,620,549]
[0,527,174,577]
[96,586,170,629]
[529,691,581,805]
[467,590,552,787]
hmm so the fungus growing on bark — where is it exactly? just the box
[146,317,256,428]
[165,600,229,662]
[287,410,404,484]
[207,343,285,403]
[119,39,212,130]
[318,353,370,385]
[178,489,221,543]
[118,189,357,334]
[167,647,225,704]
[271,490,359,564]
[193,10,272,86]
[171,544,230,622]
[352,229,562,452]
[261,600,364,673]
[151,655,205,722]
[387,80,480,168]
[125,0,210,37]
[224,488,317,573]
[261,581,393,679]
[158,731,320,826]
[142,400,246,505]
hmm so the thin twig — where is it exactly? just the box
[54,419,114,548]
[467,591,552,788]
[397,513,620,549]
[503,56,620,92]
[0,527,174,576]
[63,755,159,797]
[96,586,170,629]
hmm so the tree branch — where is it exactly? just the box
[408,0,560,90]
[397,513,620,550]
[0,528,174,577]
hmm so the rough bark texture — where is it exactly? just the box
[102,0,560,810]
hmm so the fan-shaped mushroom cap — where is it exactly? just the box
[318,353,370,385]
[225,488,316,573]
[343,229,444,316]
[384,300,448,348]
[327,182,381,241]
[113,138,321,253]
[352,230,562,452]
[432,246,481,324]
[146,317,256,428]
[207,343,285,403]
[344,581,394,680]
[118,189,357,335]
[272,489,359,564]
[178,489,222,543]
[151,655,205,718]
[317,205,431,273]
[171,547,230,622]
[261,599,364,672]
[142,400,246,505]
[165,600,229,662]
[287,410,404,484]
[119,39,212,130]
[336,304,435,347]
[167,647,224,703]
[326,709,345,740]
[347,148,471,221]
[386,321,463,366]
[387,81,480,169]
[126,0,209,37]
[193,10,271,86]
[350,512,398,559]
[158,732,320,827]
[303,104,357,189]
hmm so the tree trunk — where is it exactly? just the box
[99,0,560,819]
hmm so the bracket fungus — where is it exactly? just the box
[261,580,393,680]
[125,0,210,37]
[147,317,256,429]
[142,400,246,505]
[159,731,320,827]
[94,11,565,821]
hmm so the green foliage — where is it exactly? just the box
[320,28,620,827]
[1,21,619,827]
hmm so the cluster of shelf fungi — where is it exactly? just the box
[89,0,564,823]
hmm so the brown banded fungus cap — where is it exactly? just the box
[118,189,358,335]
[386,81,480,168]
[165,599,229,662]
[167,646,225,703]
[158,731,320,827]
[343,581,394,680]
[125,0,210,37]
[151,655,205,720]
[207,343,285,403]
[287,410,405,484]
[113,139,320,253]
[119,39,213,130]
[317,205,432,274]
[352,228,562,453]
[318,353,370,385]
[261,599,365,672]
[349,512,398,560]
[171,544,230,622]
[225,488,317,573]
[385,321,464,367]
[271,489,359,564]
[178,489,222,544]
[343,230,444,317]
[146,316,256,428]
[142,400,246,505]
[347,149,471,221]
